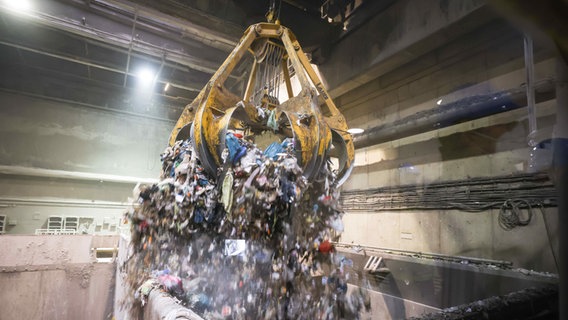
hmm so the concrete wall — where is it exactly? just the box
[336,37,560,272]
[322,0,488,97]
[0,235,118,320]
[0,91,172,234]
[0,91,171,177]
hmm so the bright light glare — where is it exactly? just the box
[347,128,364,135]
[3,0,32,11]
[136,68,155,87]
[164,82,170,92]
[436,99,443,105]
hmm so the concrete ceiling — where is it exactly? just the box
[0,0,355,121]
[0,0,559,137]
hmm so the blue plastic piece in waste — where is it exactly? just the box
[154,269,170,276]
[194,208,204,223]
[196,293,210,307]
[281,178,295,203]
[233,146,247,165]
[170,160,182,177]
[225,133,241,162]
[263,142,284,160]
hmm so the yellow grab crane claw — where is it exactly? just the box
[169,22,354,186]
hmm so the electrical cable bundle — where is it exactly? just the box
[498,199,533,230]
[340,173,556,212]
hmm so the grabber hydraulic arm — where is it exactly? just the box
[169,22,355,186]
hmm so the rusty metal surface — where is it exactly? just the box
[278,88,331,179]
[168,22,355,184]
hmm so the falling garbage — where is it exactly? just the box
[121,19,362,319]
[122,132,366,319]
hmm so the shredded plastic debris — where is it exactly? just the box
[409,286,558,320]
[123,134,368,319]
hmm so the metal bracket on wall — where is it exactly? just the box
[363,255,383,272]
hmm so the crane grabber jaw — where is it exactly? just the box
[168,22,355,186]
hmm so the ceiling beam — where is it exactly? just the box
[0,88,177,123]
[82,0,239,52]
[0,64,190,122]
[0,40,201,93]
[0,1,237,77]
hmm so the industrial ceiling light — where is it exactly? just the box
[136,67,155,87]
[164,82,170,92]
[347,128,364,134]
[3,0,32,11]
[436,99,443,105]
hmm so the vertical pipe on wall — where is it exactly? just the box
[524,35,537,146]
[554,57,568,320]
[123,7,139,87]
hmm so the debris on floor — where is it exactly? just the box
[123,134,368,319]
[409,286,558,320]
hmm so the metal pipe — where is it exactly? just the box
[282,58,294,98]
[0,40,200,93]
[524,35,537,146]
[153,54,167,88]
[123,7,139,87]
[354,80,556,149]
[244,61,258,102]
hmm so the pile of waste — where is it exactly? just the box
[124,133,369,319]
